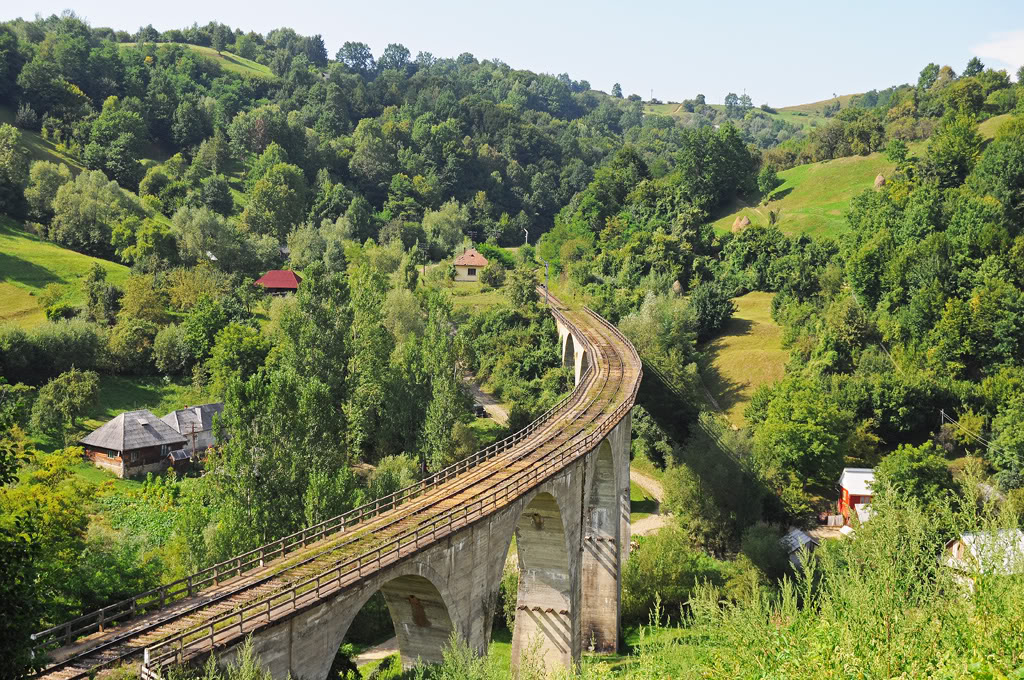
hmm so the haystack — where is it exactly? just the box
[731,215,751,233]
[874,173,886,189]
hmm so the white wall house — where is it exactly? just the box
[454,248,488,282]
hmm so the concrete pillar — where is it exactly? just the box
[380,575,454,670]
[511,492,575,674]
[581,441,620,652]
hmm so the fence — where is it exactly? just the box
[141,305,640,674]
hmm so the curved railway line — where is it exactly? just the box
[33,292,642,680]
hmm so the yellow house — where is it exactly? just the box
[454,248,488,282]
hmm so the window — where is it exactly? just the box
[107,450,117,458]
[467,268,476,276]
[131,451,137,463]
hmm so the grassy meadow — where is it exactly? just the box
[711,113,1012,239]
[700,292,787,427]
[0,216,130,328]
[118,42,275,80]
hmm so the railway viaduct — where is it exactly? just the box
[34,293,642,679]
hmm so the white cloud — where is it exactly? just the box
[972,30,1024,74]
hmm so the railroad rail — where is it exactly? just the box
[33,292,641,680]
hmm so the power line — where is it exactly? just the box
[940,408,1003,456]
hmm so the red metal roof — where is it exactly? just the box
[254,270,302,289]
[454,248,488,267]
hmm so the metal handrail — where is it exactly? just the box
[31,301,594,652]
[143,306,640,672]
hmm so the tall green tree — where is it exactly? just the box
[29,368,100,442]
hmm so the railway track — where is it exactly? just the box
[34,295,641,679]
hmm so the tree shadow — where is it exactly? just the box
[630,495,659,516]
[767,186,793,202]
[0,250,67,288]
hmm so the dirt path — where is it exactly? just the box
[462,372,509,425]
[629,468,670,536]
[355,637,398,666]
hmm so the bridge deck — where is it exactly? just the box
[35,298,641,679]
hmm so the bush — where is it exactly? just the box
[478,262,507,288]
[621,526,727,624]
[739,522,789,581]
[686,282,736,342]
[475,242,515,268]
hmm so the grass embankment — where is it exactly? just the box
[711,113,1011,239]
[700,292,787,428]
[449,281,507,313]
[0,216,130,328]
[81,375,214,432]
[118,43,275,80]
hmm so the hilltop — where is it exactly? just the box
[710,112,1013,238]
[118,42,275,80]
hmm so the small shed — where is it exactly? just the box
[255,269,302,295]
[161,402,224,457]
[80,410,187,479]
[454,248,488,282]
[838,468,875,524]
[945,529,1024,590]
[780,527,818,568]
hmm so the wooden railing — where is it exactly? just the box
[142,305,640,672]
[31,313,595,654]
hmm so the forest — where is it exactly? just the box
[1,9,1024,679]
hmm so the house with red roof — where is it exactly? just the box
[453,248,488,282]
[254,269,302,295]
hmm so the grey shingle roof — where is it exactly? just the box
[80,409,187,452]
[161,403,224,452]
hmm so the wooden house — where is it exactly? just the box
[161,402,223,457]
[79,409,187,478]
[254,269,302,295]
[945,529,1024,591]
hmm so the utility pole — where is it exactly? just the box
[538,257,550,306]
[522,227,529,246]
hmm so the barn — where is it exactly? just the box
[838,467,875,524]
[79,410,188,478]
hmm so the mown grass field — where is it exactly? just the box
[119,42,275,80]
[0,216,130,328]
[701,292,787,427]
[449,280,507,313]
[711,113,1011,239]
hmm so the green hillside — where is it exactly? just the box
[701,292,788,427]
[712,113,1012,238]
[644,98,844,131]
[119,42,275,80]
[0,216,130,328]
[0,107,86,172]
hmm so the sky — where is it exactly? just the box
[4,0,1024,106]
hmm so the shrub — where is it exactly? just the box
[478,262,507,288]
[621,526,727,624]
[14,103,39,130]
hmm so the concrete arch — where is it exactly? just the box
[510,491,574,673]
[581,440,620,652]
[223,560,460,679]
[562,332,576,371]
